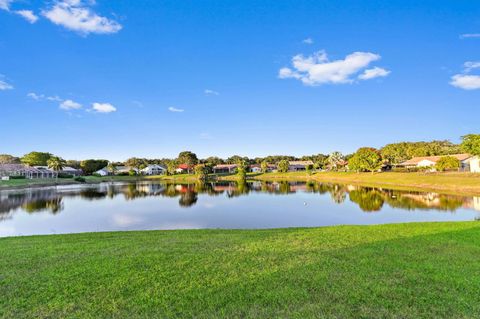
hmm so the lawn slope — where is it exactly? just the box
[1,222,480,318]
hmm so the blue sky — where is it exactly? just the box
[1,0,479,161]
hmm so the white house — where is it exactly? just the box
[141,164,166,175]
[399,154,480,172]
[95,167,110,176]
[288,161,314,171]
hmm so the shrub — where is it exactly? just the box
[91,173,102,177]
[58,173,73,178]
[9,175,26,179]
[74,176,86,183]
[436,156,460,172]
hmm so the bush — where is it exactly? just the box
[58,173,73,178]
[91,173,102,177]
[117,172,129,176]
[9,175,26,179]
[436,156,460,172]
[74,176,86,183]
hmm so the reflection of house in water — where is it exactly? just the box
[463,197,480,212]
[0,188,63,216]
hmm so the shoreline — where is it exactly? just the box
[1,171,480,197]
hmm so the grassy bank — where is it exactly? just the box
[0,175,150,189]
[255,171,480,196]
[1,222,480,318]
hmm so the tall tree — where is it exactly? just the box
[21,152,52,166]
[107,162,118,175]
[461,134,480,156]
[47,156,66,181]
[80,159,109,175]
[327,152,345,171]
[0,154,20,164]
[260,160,269,173]
[435,156,460,172]
[177,151,198,166]
[277,160,289,173]
[348,148,383,173]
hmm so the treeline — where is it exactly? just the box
[1,135,479,174]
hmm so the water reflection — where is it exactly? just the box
[1,181,479,220]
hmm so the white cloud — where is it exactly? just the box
[0,79,13,90]
[450,61,480,90]
[168,106,184,112]
[15,10,38,23]
[27,92,44,100]
[302,38,313,44]
[464,61,480,72]
[42,0,122,35]
[92,102,117,113]
[460,33,480,39]
[279,50,387,86]
[450,75,480,90]
[60,99,82,110]
[0,0,13,11]
[204,89,219,96]
[358,66,390,80]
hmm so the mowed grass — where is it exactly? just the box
[256,171,480,196]
[1,222,480,318]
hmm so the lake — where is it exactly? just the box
[0,180,479,237]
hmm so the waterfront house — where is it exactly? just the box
[176,164,194,174]
[288,161,314,171]
[213,164,238,174]
[95,167,110,176]
[399,154,480,172]
[0,164,58,179]
[141,164,166,175]
[61,166,83,176]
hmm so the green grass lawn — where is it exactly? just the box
[1,222,480,318]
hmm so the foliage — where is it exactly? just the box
[227,155,250,164]
[125,158,148,170]
[277,160,289,173]
[128,169,137,176]
[236,160,248,179]
[177,151,198,166]
[348,188,385,211]
[348,148,383,173]
[21,152,52,166]
[435,156,460,172]
[80,159,109,175]
[194,164,208,180]
[261,161,269,173]
[461,134,480,156]
[202,156,224,166]
[166,160,177,176]
[381,140,461,164]
[305,164,313,175]
[65,160,81,169]
[327,152,345,171]
[47,156,66,172]
[107,162,118,175]
[0,154,20,164]
[73,176,86,183]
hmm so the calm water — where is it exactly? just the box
[1,180,479,237]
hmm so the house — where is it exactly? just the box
[141,164,166,175]
[288,161,314,171]
[176,164,194,174]
[61,166,83,176]
[95,167,110,176]
[249,164,276,173]
[0,164,58,179]
[116,166,139,174]
[399,154,480,172]
[213,164,238,174]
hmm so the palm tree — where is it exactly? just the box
[47,156,65,182]
[107,162,117,175]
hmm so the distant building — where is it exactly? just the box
[288,161,314,171]
[95,168,110,176]
[141,164,166,175]
[213,164,238,174]
[399,154,480,172]
[176,164,194,174]
[61,166,83,176]
[0,164,57,179]
[249,164,276,173]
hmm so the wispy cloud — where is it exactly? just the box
[92,102,117,113]
[0,78,13,90]
[450,61,480,90]
[460,33,480,39]
[358,66,391,80]
[60,99,82,110]
[42,0,122,35]
[204,89,219,96]
[132,100,144,108]
[15,10,38,23]
[302,38,313,44]
[279,50,389,86]
[168,106,184,112]
[27,92,63,101]
[0,0,13,11]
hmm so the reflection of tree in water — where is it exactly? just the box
[179,191,198,207]
[349,188,384,212]
[80,189,108,200]
[22,197,63,214]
